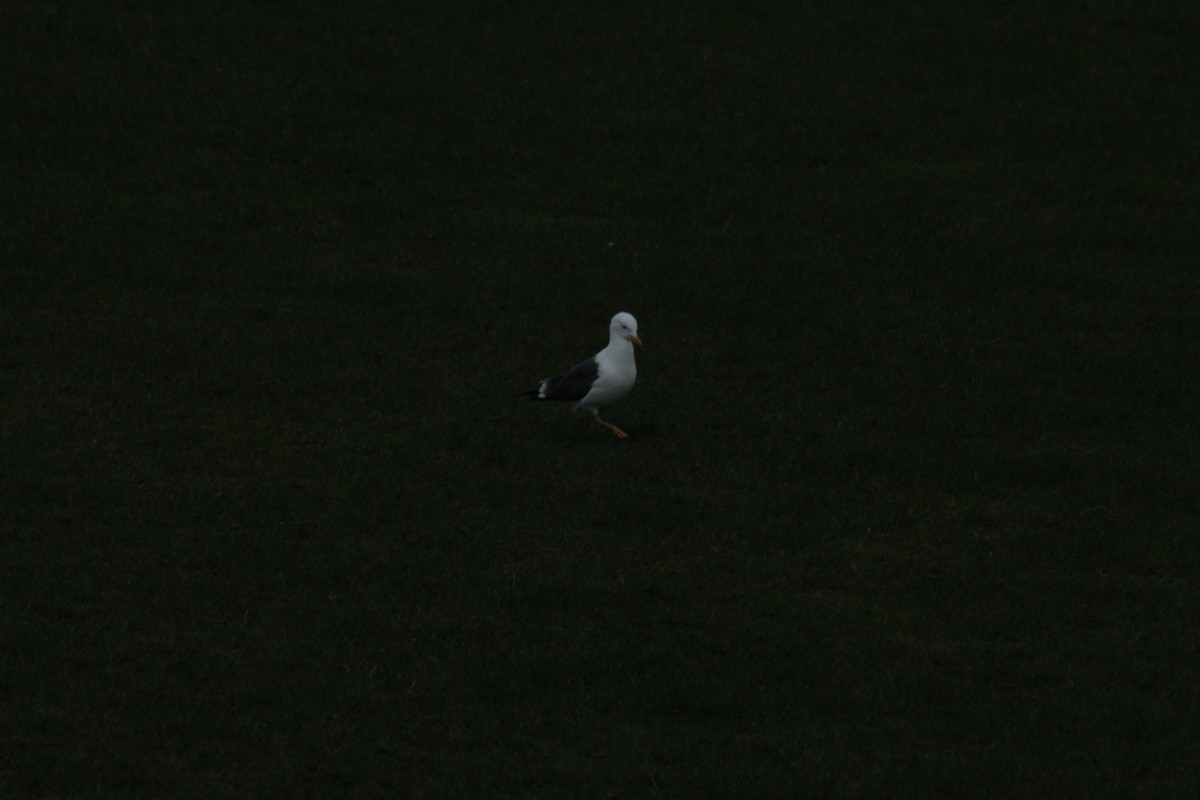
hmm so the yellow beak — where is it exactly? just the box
[632,335,643,348]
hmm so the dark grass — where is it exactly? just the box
[3,1,1199,796]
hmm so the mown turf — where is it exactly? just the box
[3,1,1198,797]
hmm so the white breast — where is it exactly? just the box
[578,340,636,410]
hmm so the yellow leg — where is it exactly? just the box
[594,415,629,439]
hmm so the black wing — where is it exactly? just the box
[520,357,598,402]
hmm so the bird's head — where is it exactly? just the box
[610,312,642,347]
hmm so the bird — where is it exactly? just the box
[518,312,643,439]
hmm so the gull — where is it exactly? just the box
[518,312,642,439]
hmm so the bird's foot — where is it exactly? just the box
[594,416,630,439]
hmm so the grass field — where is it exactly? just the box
[3,2,1198,796]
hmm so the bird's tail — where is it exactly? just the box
[516,379,551,400]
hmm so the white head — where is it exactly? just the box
[609,312,642,347]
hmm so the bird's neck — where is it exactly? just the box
[605,336,634,357]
